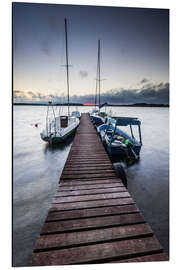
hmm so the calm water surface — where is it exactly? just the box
[13,105,169,266]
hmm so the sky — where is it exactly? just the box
[13,2,169,104]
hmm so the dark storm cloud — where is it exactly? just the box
[14,90,21,94]
[69,82,169,104]
[79,70,88,78]
[139,78,149,84]
[27,91,37,98]
[13,81,169,105]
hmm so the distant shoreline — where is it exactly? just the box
[13,103,169,107]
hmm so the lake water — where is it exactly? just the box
[13,105,169,266]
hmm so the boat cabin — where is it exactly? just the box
[60,116,68,128]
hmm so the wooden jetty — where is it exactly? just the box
[30,113,168,266]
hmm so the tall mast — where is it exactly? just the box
[64,18,70,116]
[98,39,101,108]
[94,56,98,109]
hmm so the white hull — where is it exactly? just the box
[40,116,80,144]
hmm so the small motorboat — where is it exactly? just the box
[102,116,142,163]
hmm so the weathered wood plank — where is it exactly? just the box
[53,192,130,204]
[41,213,145,235]
[59,179,122,186]
[63,167,113,172]
[64,164,112,169]
[56,186,127,196]
[61,172,117,180]
[34,223,153,251]
[70,151,106,155]
[58,183,124,191]
[46,204,139,222]
[66,159,111,163]
[69,153,108,157]
[109,252,168,263]
[50,197,135,212]
[30,236,163,265]
[61,169,115,176]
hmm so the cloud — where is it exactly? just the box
[70,81,169,105]
[139,78,150,85]
[79,70,88,78]
[13,81,169,105]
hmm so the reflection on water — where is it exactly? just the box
[13,105,169,266]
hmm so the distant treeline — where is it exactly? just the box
[107,103,169,107]
[13,102,84,106]
[13,102,169,107]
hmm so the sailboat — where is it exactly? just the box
[40,18,80,145]
[90,40,107,126]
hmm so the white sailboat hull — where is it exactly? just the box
[40,116,80,145]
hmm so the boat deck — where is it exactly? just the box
[30,113,168,266]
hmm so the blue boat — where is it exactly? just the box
[90,111,107,126]
[101,117,142,162]
[97,117,115,142]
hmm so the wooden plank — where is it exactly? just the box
[46,204,140,222]
[64,162,111,167]
[66,159,111,163]
[109,252,168,263]
[34,223,153,251]
[65,160,111,163]
[59,179,122,186]
[61,172,117,180]
[63,167,113,172]
[56,186,127,196]
[70,151,106,154]
[50,197,135,212]
[62,169,115,175]
[66,161,111,165]
[30,236,163,265]
[53,192,131,204]
[64,163,113,170]
[41,213,145,235]
[70,148,105,151]
[68,152,108,155]
[69,157,108,160]
[69,153,108,157]
[58,183,124,191]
